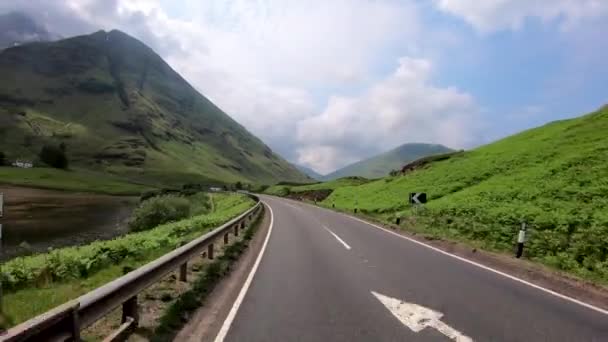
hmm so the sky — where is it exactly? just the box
[1,0,607,174]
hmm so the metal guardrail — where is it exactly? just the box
[1,194,263,342]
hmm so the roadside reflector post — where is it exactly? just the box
[516,222,527,258]
[208,243,214,260]
[179,262,188,282]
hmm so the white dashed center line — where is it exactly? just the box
[322,225,351,250]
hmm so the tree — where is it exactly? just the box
[0,151,5,166]
[39,144,68,169]
[235,181,243,190]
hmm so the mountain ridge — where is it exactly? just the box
[322,143,454,180]
[295,164,324,180]
[0,29,309,186]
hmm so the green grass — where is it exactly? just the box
[3,250,167,326]
[0,166,151,195]
[265,177,371,196]
[315,107,608,284]
[1,193,255,325]
[152,207,263,341]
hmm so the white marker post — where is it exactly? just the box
[516,222,526,258]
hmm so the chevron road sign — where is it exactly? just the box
[409,192,427,205]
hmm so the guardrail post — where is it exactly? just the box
[70,304,81,341]
[179,262,188,282]
[121,296,139,327]
[208,243,214,260]
[224,233,229,245]
[234,225,239,237]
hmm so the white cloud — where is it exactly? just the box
[435,0,608,32]
[1,1,480,174]
[296,57,480,173]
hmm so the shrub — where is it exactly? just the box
[129,195,191,232]
[39,144,68,169]
[0,151,5,166]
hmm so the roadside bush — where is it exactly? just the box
[129,195,191,232]
[1,194,254,293]
[39,144,68,169]
[0,151,5,166]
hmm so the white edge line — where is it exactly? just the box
[214,201,275,342]
[322,225,352,250]
[286,198,608,316]
[346,214,608,316]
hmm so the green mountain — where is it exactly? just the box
[323,143,453,180]
[295,164,323,180]
[322,105,608,283]
[0,30,309,186]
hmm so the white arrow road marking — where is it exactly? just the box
[322,225,351,250]
[372,291,473,342]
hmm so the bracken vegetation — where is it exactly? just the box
[269,106,608,284]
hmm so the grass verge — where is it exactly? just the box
[0,166,151,195]
[1,193,254,326]
[151,207,264,341]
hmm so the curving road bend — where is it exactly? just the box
[218,195,608,341]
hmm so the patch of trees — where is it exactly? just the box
[39,143,68,169]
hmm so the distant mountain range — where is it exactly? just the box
[0,27,310,186]
[322,143,454,180]
[295,164,324,180]
[0,12,61,49]
[294,143,454,181]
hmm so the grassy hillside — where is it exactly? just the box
[0,166,150,195]
[265,177,371,197]
[0,30,308,188]
[323,143,453,180]
[319,106,608,283]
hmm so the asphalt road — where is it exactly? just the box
[221,195,608,341]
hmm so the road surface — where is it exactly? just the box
[218,195,608,341]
